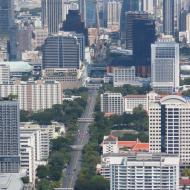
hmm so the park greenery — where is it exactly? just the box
[100,83,152,96]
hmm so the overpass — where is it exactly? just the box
[77,117,94,123]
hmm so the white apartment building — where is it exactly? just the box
[20,132,36,184]
[101,92,124,115]
[99,153,179,190]
[151,36,179,94]
[0,80,62,111]
[149,95,190,166]
[124,91,160,114]
[102,135,119,155]
[107,1,121,30]
[124,95,147,113]
[113,66,137,87]
[21,122,64,160]
[0,64,10,84]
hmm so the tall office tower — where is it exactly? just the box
[120,0,141,44]
[42,32,80,69]
[100,92,124,115]
[61,10,88,46]
[42,0,64,34]
[106,153,179,190]
[133,18,156,77]
[142,0,154,14]
[0,0,14,36]
[9,26,32,60]
[79,0,86,22]
[107,0,121,31]
[0,100,20,173]
[149,95,190,166]
[163,0,174,35]
[186,13,190,31]
[151,36,179,94]
[85,0,97,27]
[179,9,188,31]
[125,12,148,50]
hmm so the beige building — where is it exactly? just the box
[0,80,62,111]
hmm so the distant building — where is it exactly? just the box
[33,26,48,49]
[125,12,148,50]
[133,18,156,77]
[107,1,121,31]
[0,100,20,173]
[42,0,64,34]
[100,92,124,115]
[9,26,32,61]
[151,36,179,94]
[0,0,14,36]
[149,95,190,166]
[61,10,88,46]
[163,0,174,35]
[112,66,137,87]
[0,80,62,111]
[120,0,141,44]
[42,32,80,69]
[0,64,10,84]
[99,152,179,190]
[43,68,83,89]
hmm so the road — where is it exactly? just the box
[62,89,97,189]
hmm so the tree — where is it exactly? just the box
[36,165,48,179]
[37,179,52,190]
[91,176,110,190]
[20,110,30,122]
[21,176,29,184]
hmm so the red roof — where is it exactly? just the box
[118,140,149,152]
[180,178,190,186]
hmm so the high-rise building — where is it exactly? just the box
[42,0,64,34]
[0,100,20,173]
[100,92,124,115]
[120,0,141,43]
[61,10,88,46]
[9,26,32,61]
[133,18,156,77]
[125,12,148,50]
[100,152,179,190]
[0,0,14,36]
[85,0,97,27]
[186,13,190,31]
[151,36,179,94]
[42,32,80,69]
[107,1,121,30]
[163,0,175,35]
[149,95,190,166]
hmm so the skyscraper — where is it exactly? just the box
[120,0,141,43]
[0,0,14,36]
[42,0,64,34]
[0,99,20,173]
[163,0,174,35]
[85,0,97,27]
[125,12,149,50]
[151,36,179,94]
[133,18,156,77]
[149,95,190,166]
[107,0,121,30]
[42,32,80,69]
[61,10,88,46]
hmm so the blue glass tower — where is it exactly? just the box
[85,0,96,27]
